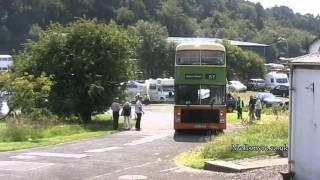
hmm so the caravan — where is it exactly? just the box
[0,55,13,72]
[125,81,148,102]
[264,72,289,89]
[146,78,174,102]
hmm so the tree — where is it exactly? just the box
[14,19,137,123]
[222,40,266,81]
[130,20,170,78]
[7,73,54,114]
[158,0,197,36]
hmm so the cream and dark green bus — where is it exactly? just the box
[174,42,227,131]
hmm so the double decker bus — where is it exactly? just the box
[174,42,227,131]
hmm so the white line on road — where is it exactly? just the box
[23,152,90,158]
[124,134,169,146]
[159,167,180,173]
[0,161,54,171]
[9,155,36,160]
[85,147,123,153]
[133,162,153,168]
[87,159,162,180]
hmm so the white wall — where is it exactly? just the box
[291,68,320,180]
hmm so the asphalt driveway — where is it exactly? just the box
[0,104,227,180]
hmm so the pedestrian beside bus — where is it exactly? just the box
[236,96,244,120]
[255,98,262,120]
[135,95,144,131]
[248,96,256,120]
[123,101,132,130]
[111,97,121,129]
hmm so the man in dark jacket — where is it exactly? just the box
[236,96,244,120]
[249,96,256,120]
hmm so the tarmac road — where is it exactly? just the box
[0,104,230,180]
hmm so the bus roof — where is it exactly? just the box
[176,42,225,52]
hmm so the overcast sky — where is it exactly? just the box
[247,0,320,16]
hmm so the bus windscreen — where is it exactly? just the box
[175,85,225,105]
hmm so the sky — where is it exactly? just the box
[247,0,320,16]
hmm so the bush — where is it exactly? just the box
[0,111,60,142]
[0,122,43,142]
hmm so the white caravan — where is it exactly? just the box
[264,72,289,89]
[0,55,13,72]
[125,81,148,102]
[146,78,174,102]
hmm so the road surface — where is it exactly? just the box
[0,104,230,180]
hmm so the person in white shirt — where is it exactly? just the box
[134,95,144,131]
[111,97,121,129]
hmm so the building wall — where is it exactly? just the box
[291,67,320,180]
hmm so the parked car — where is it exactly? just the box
[270,85,289,97]
[226,93,236,112]
[228,81,247,92]
[255,92,283,107]
[247,79,265,91]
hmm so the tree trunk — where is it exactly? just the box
[80,111,92,124]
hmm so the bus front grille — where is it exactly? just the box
[180,109,220,123]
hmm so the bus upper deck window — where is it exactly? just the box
[176,51,200,65]
[201,51,225,65]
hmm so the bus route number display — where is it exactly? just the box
[205,74,216,80]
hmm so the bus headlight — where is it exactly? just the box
[219,111,225,123]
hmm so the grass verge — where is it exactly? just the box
[0,114,134,152]
[176,114,288,169]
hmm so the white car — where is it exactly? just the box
[228,80,247,92]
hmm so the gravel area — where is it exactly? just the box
[220,165,288,180]
[215,155,289,180]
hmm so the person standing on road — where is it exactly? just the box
[255,98,262,120]
[249,96,256,120]
[135,95,144,131]
[236,96,244,120]
[123,101,132,130]
[111,97,121,129]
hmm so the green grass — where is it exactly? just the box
[0,114,134,152]
[227,111,245,125]
[176,114,289,169]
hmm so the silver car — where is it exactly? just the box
[247,79,265,91]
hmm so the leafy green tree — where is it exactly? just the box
[7,73,54,114]
[254,2,265,30]
[130,20,169,78]
[159,0,197,36]
[116,7,136,25]
[222,40,266,81]
[14,19,137,123]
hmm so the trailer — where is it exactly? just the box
[145,78,174,102]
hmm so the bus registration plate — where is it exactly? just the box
[194,124,206,129]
